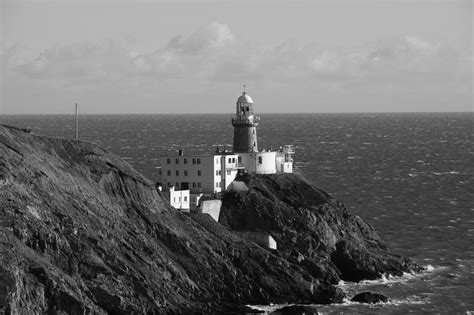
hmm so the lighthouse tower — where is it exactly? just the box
[232,89,260,153]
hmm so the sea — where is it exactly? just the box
[1,113,473,314]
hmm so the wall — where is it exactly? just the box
[239,153,256,173]
[282,162,293,173]
[164,189,190,211]
[220,154,240,190]
[160,155,218,194]
[233,231,277,250]
[197,200,222,221]
[255,152,277,174]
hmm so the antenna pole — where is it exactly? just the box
[75,103,78,140]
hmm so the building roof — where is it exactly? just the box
[237,92,254,104]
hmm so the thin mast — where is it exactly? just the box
[75,103,78,140]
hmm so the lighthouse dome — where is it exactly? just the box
[237,92,254,104]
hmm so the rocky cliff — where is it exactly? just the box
[0,125,419,314]
[220,173,421,283]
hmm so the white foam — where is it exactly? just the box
[386,295,430,306]
[247,303,290,312]
[357,271,416,286]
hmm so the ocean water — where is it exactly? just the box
[2,113,473,314]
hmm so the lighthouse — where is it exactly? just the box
[231,89,260,153]
[158,88,294,211]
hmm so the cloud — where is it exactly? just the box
[6,39,136,86]
[4,23,471,101]
[167,22,237,54]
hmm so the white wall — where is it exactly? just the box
[220,154,240,190]
[197,199,222,221]
[160,148,292,195]
[233,231,277,249]
[255,152,277,174]
[282,162,292,173]
[165,189,190,211]
[160,155,219,194]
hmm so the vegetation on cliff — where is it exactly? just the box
[0,125,419,313]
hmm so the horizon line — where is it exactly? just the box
[1,110,472,116]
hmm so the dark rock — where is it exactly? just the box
[351,291,388,304]
[0,124,419,313]
[272,304,320,315]
[0,125,344,313]
[219,173,421,283]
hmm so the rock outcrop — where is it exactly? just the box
[0,125,419,313]
[351,292,388,304]
[0,125,344,314]
[219,174,421,283]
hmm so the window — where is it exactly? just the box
[192,158,196,164]
[197,158,201,164]
[258,156,263,164]
[179,197,181,202]
[184,170,188,176]
[166,158,171,164]
[218,170,221,175]
[184,196,187,202]
[232,157,235,163]
[167,170,171,176]
[173,197,176,202]
[227,170,231,175]
[192,182,196,188]
[216,182,219,188]
[216,170,219,176]
[176,170,179,176]
[228,158,231,163]
[184,158,188,164]
[238,156,242,163]
[197,182,201,188]
[197,170,201,176]
[175,158,179,164]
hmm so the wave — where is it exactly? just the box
[334,295,429,307]
[337,264,446,292]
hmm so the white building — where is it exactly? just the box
[162,187,190,211]
[158,90,294,205]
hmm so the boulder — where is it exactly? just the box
[351,292,388,304]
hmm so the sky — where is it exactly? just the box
[1,0,472,114]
